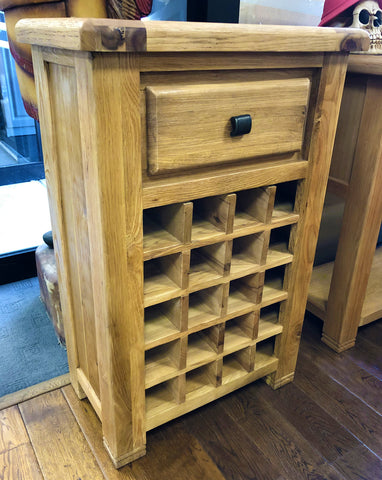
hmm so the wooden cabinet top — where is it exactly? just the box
[16,18,369,54]
[348,53,382,75]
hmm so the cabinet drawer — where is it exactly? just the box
[146,78,311,175]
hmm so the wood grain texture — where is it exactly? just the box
[139,52,324,73]
[48,59,99,396]
[183,403,286,480]
[0,406,29,454]
[322,77,382,352]
[19,389,104,480]
[23,23,357,469]
[308,247,382,326]
[31,46,84,399]
[268,53,349,388]
[63,385,225,480]
[0,443,43,480]
[219,385,344,480]
[348,53,382,75]
[146,78,310,174]
[143,158,308,209]
[0,374,70,412]
[1,317,379,479]
[301,321,382,415]
[75,52,146,466]
[16,19,370,53]
[328,74,366,186]
[297,333,382,459]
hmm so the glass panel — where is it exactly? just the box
[0,12,50,257]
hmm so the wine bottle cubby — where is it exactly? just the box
[142,182,297,429]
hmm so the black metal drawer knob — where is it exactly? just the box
[230,114,252,137]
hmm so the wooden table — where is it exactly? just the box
[16,18,368,467]
[308,54,382,353]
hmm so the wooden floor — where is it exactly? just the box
[1,314,381,480]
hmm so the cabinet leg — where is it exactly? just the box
[265,371,295,390]
[103,440,146,469]
[321,332,356,353]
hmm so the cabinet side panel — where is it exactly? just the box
[48,62,100,397]
[75,52,146,467]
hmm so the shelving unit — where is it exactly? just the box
[142,186,293,429]
[307,56,382,352]
[17,18,368,468]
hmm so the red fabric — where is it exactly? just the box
[319,0,382,26]
[135,0,152,16]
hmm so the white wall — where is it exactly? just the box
[240,0,325,26]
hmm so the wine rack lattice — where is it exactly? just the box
[143,182,297,430]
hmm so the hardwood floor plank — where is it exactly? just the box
[333,445,382,480]
[225,385,347,480]
[0,406,29,454]
[138,421,227,480]
[182,400,285,480]
[343,335,382,381]
[294,350,382,459]
[358,320,382,346]
[63,385,225,480]
[0,374,70,412]
[0,443,43,479]
[19,389,104,480]
[254,381,360,462]
[301,319,382,414]
[62,386,135,480]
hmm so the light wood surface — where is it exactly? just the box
[0,374,70,411]
[349,53,382,75]
[19,390,103,479]
[17,20,358,468]
[16,18,369,53]
[146,78,310,174]
[321,75,382,352]
[31,46,84,399]
[268,53,349,388]
[308,247,382,327]
[307,72,382,353]
[75,52,146,467]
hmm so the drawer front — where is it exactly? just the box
[146,78,311,175]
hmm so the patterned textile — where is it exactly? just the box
[107,0,153,19]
